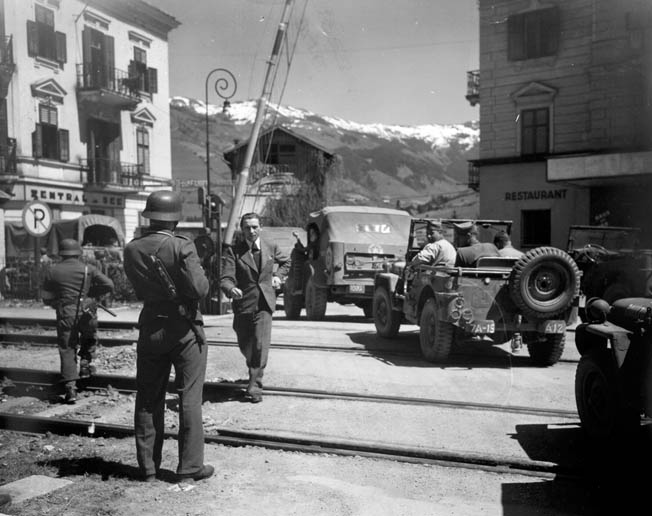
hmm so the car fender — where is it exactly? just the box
[375,272,399,293]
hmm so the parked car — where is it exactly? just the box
[567,225,652,306]
[373,218,581,366]
[284,206,411,320]
[574,296,652,441]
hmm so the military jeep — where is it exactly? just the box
[373,218,581,366]
[567,225,652,305]
[575,297,652,441]
[284,206,411,320]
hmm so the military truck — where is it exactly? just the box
[284,206,411,320]
[567,225,652,305]
[575,297,652,441]
[373,218,581,366]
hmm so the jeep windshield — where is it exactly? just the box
[567,225,640,252]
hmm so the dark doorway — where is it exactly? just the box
[521,209,551,248]
[87,118,121,183]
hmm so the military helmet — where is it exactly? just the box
[142,190,182,221]
[59,238,82,256]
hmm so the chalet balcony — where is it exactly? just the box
[249,162,297,184]
[0,36,15,98]
[80,158,142,188]
[468,162,479,191]
[76,63,140,110]
[0,138,17,176]
[465,70,479,106]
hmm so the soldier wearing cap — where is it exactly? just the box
[454,223,500,267]
[410,220,456,267]
[123,190,213,483]
[41,238,114,403]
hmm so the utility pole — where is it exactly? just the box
[223,0,295,245]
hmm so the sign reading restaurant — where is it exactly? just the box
[505,189,567,201]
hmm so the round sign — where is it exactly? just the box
[22,201,53,237]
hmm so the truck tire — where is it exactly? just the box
[373,287,401,337]
[419,298,454,362]
[283,277,303,320]
[509,247,580,319]
[575,348,637,441]
[362,301,373,319]
[525,333,565,366]
[305,276,327,320]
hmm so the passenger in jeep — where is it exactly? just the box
[493,231,524,258]
[409,220,456,267]
[454,224,500,267]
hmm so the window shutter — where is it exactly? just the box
[507,14,525,61]
[147,67,158,94]
[55,31,66,65]
[58,129,69,162]
[542,7,560,55]
[32,124,43,158]
[104,34,115,89]
[26,20,38,57]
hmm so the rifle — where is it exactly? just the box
[149,254,206,346]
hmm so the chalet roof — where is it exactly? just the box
[223,125,336,158]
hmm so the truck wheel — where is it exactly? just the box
[525,333,565,366]
[283,277,303,320]
[419,298,454,362]
[305,276,327,320]
[373,287,401,337]
[575,349,636,441]
[509,247,580,319]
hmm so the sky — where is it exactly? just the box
[150,0,480,126]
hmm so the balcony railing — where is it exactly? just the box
[76,63,140,107]
[0,138,17,176]
[468,162,479,191]
[250,163,296,184]
[465,70,479,106]
[80,158,142,187]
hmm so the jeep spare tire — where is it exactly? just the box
[509,246,580,319]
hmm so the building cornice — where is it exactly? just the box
[85,0,180,41]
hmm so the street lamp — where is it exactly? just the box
[204,68,236,314]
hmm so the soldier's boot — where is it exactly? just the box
[64,385,77,404]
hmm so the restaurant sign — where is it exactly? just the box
[504,189,567,201]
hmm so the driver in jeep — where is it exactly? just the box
[409,220,456,267]
[454,224,500,267]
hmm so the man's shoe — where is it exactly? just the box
[177,464,214,482]
[245,391,263,403]
[64,386,77,404]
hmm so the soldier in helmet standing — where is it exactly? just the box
[123,190,214,483]
[41,238,114,403]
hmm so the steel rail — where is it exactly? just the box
[0,367,579,419]
[0,412,578,480]
[0,331,581,364]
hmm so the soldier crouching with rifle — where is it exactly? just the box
[123,190,214,483]
[41,238,114,404]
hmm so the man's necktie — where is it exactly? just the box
[251,243,261,269]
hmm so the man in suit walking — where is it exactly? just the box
[220,212,290,403]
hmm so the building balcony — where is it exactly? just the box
[0,138,17,176]
[76,63,140,110]
[249,162,297,184]
[468,162,479,190]
[465,70,479,107]
[0,36,15,98]
[80,158,142,188]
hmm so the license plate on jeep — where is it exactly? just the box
[470,320,495,333]
[348,284,365,294]
[543,320,566,333]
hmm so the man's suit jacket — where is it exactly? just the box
[220,237,290,314]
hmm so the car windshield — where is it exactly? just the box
[567,225,640,251]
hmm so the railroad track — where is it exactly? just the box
[0,367,580,480]
[0,367,579,419]
[0,330,581,364]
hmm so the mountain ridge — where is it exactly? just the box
[169,96,480,217]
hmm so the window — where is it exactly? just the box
[136,127,149,175]
[268,143,295,164]
[32,103,69,161]
[508,7,559,61]
[128,48,158,94]
[521,210,551,248]
[521,107,549,156]
[27,5,66,66]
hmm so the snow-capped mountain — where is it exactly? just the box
[169,96,479,213]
